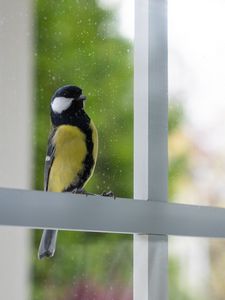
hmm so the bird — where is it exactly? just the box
[38,85,98,259]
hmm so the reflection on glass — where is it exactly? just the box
[169,236,225,300]
[168,0,225,207]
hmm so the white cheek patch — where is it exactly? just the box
[51,97,74,113]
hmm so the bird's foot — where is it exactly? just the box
[71,188,115,198]
[72,188,85,194]
[101,191,115,199]
[72,188,96,196]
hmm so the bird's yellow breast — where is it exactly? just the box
[48,125,87,192]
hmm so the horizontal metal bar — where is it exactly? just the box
[0,187,225,238]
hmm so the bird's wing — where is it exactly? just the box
[44,127,56,191]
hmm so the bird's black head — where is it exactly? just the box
[50,85,89,127]
[51,85,86,115]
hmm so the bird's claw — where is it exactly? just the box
[72,188,84,194]
[101,190,115,199]
[72,188,96,196]
[71,188,115,198]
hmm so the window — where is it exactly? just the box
[1,1,225,300]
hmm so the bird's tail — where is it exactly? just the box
[38,229,58,259]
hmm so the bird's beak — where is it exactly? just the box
[78,94,86,101]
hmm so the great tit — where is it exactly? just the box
[38,85,98,259]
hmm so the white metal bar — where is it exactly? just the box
[134,0,168,299]
[133,0,150,298]
[1,188,225,237]
[148,0,168,299]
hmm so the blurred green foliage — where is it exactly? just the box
[168,104,193,299]
[168,104,188,199]
[33,0,133,197]
[168,103,184,135]
[169,258,198,300]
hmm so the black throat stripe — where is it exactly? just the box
[77,125,94,188]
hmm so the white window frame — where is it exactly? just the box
[1,1,225,299]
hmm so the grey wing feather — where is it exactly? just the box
[44,127,56,191]
[38,127,58,259]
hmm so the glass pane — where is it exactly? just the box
[0,0,134,299]
[0,0,134,195]
[34,0,134,198]
[0,227,132,300]
[32,0,134,299]
[168,0,225,207]
[169,236,225,300]
[33,231,132,300]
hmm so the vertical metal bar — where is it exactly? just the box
[134,0,168,299]
[133,1,150,296]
